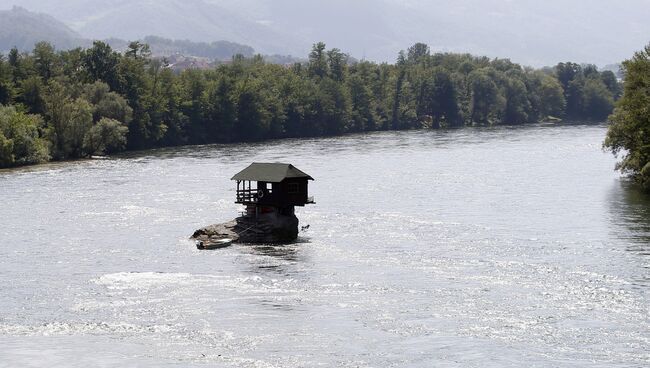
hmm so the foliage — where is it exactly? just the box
[604,44,650,190]
[83,118,129,155]
[0,41,620,168]
[0,105,49,167]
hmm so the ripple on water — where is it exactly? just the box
[1,125,649,367]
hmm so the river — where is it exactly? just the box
[0,123,648,367]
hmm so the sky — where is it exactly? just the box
[2,0,650,66]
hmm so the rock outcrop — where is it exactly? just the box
[192,212,300,248]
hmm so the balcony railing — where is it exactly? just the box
[236,189,259,203]
[236,189,315,205]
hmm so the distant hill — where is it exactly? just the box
[5,0,650,66]
[0,7,259,63]
[5,0,302,58]
[0,6,85,51]
[3,1,649,66]
[108,36,255,60]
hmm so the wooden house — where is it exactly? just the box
[232,163,314,215]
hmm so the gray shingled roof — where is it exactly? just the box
[231,163,314,182]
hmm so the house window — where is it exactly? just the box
[288,183,300,194]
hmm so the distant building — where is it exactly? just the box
[232,162,314,218]
[193,162,315,247]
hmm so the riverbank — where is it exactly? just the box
[2,118,602,172]
[1,41,618,169]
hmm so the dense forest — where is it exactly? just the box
[0,41,620,168]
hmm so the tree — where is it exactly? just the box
[407,43,430,64]
[390,59,407,129]
[555,62,581,91]
[235,80,271,140]
[327,48,347,82]
[417,69,460,127]
[18,76,46,115]
[44,82,94,159]
[582,78,614,120]
[0,131,13,167]
[83,118,129,155]
[469,69,500,125]
[0,54,13,105]
[0,105,49,167]
[503,78,531,124]
[538,75,566,117]
[82,41,120,89]
[33,42,59,81]
[308,42,328,79]
[600,70,621,99]
[347,74,376,131]
[81,82,133,123]
[203,76,236,142]
[314,78,352,135]
[565,76,585,118]
[604,44,650,189]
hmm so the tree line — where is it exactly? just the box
[0,41,620,168]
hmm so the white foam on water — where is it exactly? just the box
[92,272,305,296]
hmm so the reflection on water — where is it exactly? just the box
[607,180,650,288]
[240,243,309,278]
[608,179,650,251]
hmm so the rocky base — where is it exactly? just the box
[191,213,300,247]
[191,220,240,247]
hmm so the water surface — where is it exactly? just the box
[1,124,648,367]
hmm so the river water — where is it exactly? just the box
[0,123,648,367]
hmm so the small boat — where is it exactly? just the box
[196,238,234,250]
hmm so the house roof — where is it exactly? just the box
[231,163,314,183]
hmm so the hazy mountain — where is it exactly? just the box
[2,0,302,57]
[0,6,85,51]
[110,36,256,60]
[2,0,650,66]
[0,7,256,62]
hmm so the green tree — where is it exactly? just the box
[347,74,376,131]
[604,44,650,189]
[565,76,585,118]
[503,78,531,124]
[81,82,133,123]
[0,105,49,166]
[327,48,347,82]
[390,55,408,129]
[44,82,94,158]
[417,69,460,127]
[235,80,271,140]
[308,42,328,79]
[538,75,566,117]
[600,70,621,98]
[83,117,129,155]
[0,131,13,167]
[314,78,352,135]
[582,78,614,120]
[0,54,13,105]
[469,69,500,125]
[33,42,59,81]
[83,41,120,90]
[203,76,236,142]
[17,76,46,115]
[407,43,430,64]
[555,62,581,91]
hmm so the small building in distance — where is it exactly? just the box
[233,162,314,213]
[192,163,315,247]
